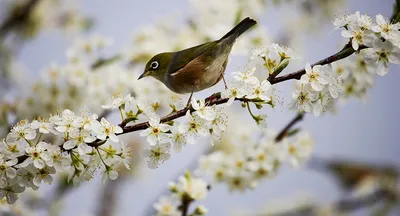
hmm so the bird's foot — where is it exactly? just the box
[222,76,229,90]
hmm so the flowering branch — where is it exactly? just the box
[268,42,367,84]
[85,95,263,149]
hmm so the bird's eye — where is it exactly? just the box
[150,61,159,70]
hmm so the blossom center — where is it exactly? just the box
[8,145,17,153]
[152,150,161,157]
[215,170,224,180]
[337,67,344,75]
[309,72,318,81]
[257,154,265,161]
[162,205,172,213]
[0,165,7,172]
[256,168,267,176]
[382,25,390,33]
[355,32,363,41]
[235,161,244,168]
[232,177,243,187]
[379,51,388,59]
[33,152,40,158]
[152,127,160,134]
[298,93,307,104]
[39,169,49,176]
[288,145,297,154]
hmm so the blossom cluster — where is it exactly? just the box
[221,43,296,126]
[153,171,208,216]
[336,12,400,75]
[8,35,136,123]
[137,98,228,169]
[290,12,400,116]
[197,130,314,192]
[0,110,130,204]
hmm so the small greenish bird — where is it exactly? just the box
[138,17,257,106]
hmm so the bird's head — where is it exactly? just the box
[138,52,173,82]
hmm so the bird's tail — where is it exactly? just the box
[220,17,257,41]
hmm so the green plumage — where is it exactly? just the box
[139,17,257,95]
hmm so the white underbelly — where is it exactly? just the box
[199,55,226,88]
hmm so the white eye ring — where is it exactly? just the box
[150,61,159,69]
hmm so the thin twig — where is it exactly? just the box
[274,113,304,142]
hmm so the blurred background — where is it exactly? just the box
[0,0,399,215]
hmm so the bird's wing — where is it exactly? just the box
[167,41,216,76]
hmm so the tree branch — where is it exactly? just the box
[268,43,367,84]
[334,189,390,212]
[14,39,363,169]
[264,189,392,216]
[0,0,41,38]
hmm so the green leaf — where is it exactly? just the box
[287,128,300,137]
[271,60,289,77]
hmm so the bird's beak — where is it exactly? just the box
[138,71,150,80]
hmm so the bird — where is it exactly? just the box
[138,17,257,107]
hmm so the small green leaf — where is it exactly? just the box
[287,128,301,137]
[271,60,289,78]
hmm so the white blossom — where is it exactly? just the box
[289,82,318,113]
[102,159,120,182]
[51,109,79,134]
[247,79,272,102]
[221,80,247,105]
[30,119,53,134]
[181,112,209,144]
[300,63,329,91]
[283,132,314,167]
[6,120,36,143]
[0,156,17,179]
[170,124,187,152]
[372,14,400,41]
[313,89,334,116]
[63,129,95,154]
[232,66,258,84]
[33,166,56,186]
[341,26,372,50]
[364,39,400,76]
[101,93,131,109]
[139,115,170,146]
[142,143,171,169]
[21,142,50,169]
[172,172,208,201]
[92,118,123,142]
[191,98,216,121]
[0,181,25,204]
[153,196,180,216]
